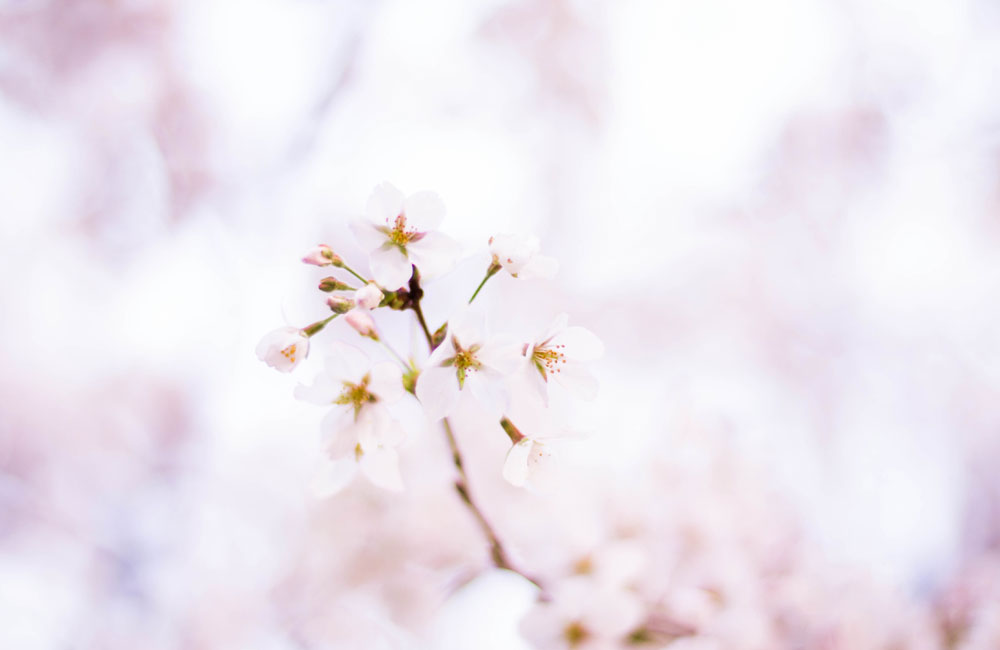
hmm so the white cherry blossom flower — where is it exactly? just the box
[522,314,604,404]
[295,343,406,492]
[415,311,522,421]
[489,233,558,279]
[502,436,553,488]
[350,182,461,290]
[519,577,645,650]
[256,326,310,372]
[354,282,384,310]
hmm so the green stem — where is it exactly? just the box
[468,265,500,304]
[302,313,337,337]
[411,299,435,349]
[339,263,369,285]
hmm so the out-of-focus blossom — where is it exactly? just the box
[350,182,460,290]
[522,314,604,403]
[295,343,406,492]
[415,310,522,420]
[519,576,644,650]
[489,233,558,279]
[302,244,341,267]
[256,326,310,372]
[354,283,384,310]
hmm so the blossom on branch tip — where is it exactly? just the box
[350,182,460,290]
[296,343,407,492]
[302,244,341,267]
[354,283,384,310]
[415,311,522,421]
[522,314,604,403]
[489,233,558,280]
[256,326,310,372]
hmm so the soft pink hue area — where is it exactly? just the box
[3,1,1000,648]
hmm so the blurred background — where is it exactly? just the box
[3,0,1000,648]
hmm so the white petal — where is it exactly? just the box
[584,588,645,639]
[359,406,406,449]
[551,326,604,361]
[465,371,508,418]
[538,314,570,345]
[366,182,405,225]
[427,333,456,367]
[415,366,461,421]
[325,342,371,384]
[407,231,460,279]
[349,218,387,252]
[518,604,564,649]
[448,309,485,349]
[369,244,412,290]
[553,361,599,400]
[502,438,533,487]
[310,457,358,497]
[518,254,558,280]
[359,446,404,491]
[321,407,362,458]
[293,373,341,405]
[256,327,308,372]
[478,341,525,376]
[402,190,445,231]
[368,361,404,404]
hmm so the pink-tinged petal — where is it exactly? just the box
[368,362,404,404]
[448,309,485,349]
[359,446,404,491]
[310,457,358,497]
[321,407,361,458]
[402,190,445,231]
[489,233,538,276]
[553,361,599,400]
[293,373,341,405]
[525,440,553,480]
[551,325,604,361]
[518,603,564,649]
[354,282,383,310]
[366,182,405,225]
[594,542,646,588]
[345,308,377,337]
[324,342,371,384]
[519,254,558,280]
[369,244,412,290]
[502,438,533,487]
[407,231,460,279]
[584,588,645,639]
[538,313,570,345]
[415,366,461,420]
[465,371,508,417]
[478,342,525,376]
[349,217,387,252]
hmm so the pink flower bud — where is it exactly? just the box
[354,283,384,310]
[326,296,355,314]
[345,309,378,339]
[302,244,342,267]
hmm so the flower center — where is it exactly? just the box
[387,213,418,247]
[280,343,299,363]
[334,374,377,417]
[563,621,589,647]
[532,343,565,378]
[446,343,483,388]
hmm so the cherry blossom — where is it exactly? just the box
[302,244,341,267]
[489,233,558,280]
[519,577,645,650]
[522,314,604,404]
[354,282,384,310]
[295,343,406,492]
[415,310,522,420]
[255,326,310,372]
[350,182,460,290]
[345,309,378,338]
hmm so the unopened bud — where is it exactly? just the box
[355,283,384,310]
[302,244,342,267]
[318,276,352,292]
[345,309,378,340]
[326,296,354,314]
